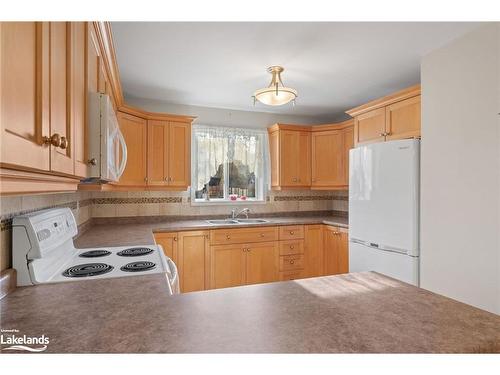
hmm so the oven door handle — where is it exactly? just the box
[166,257,180,294]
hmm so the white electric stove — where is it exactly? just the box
[12,208,179,294]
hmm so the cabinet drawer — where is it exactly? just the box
[279,270,304,281]
[280,254,304,271]
[210,226,278,245]
[279,240,304,255]
[279,225,304,240]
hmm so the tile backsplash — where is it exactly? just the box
[0,189,347,271]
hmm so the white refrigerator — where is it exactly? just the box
[348,139,420,286]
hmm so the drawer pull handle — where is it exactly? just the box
[290,245,294,249]
[226,235,231,240]
[290,260,294,265]
[290,231,294,235]
[260,233,265,237]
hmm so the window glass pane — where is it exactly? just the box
[194,133,226,199]
[227,135,259,199]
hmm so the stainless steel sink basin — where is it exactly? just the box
[206,219,239,225]
[234,218,269,224]
[206,218,270,225]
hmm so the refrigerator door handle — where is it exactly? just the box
[350,238,412,256]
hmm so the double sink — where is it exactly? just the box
[206,218,270,225]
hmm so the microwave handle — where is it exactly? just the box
[116,129,128,179]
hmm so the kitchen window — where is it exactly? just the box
[191,125,269,204]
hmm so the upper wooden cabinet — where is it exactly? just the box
[346,84,421,146]
[310,120,354,190]
[116,112,148,186]
[114,111,193,190]
[1,22,92,194]
[268,124,311,189]
[1,22,50,172]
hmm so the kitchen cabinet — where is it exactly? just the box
[147,120,190,187]
[323,225,349,275]
[210,241,279,289]
[0,22,50,172]
[311,121,354,189]
[303,224,324,278]
[268,124,311,189]
[116,112,148,186]
[246,241,280,285]
[70,22,88,178]
[385,95,421,141]
[346,85,421,146]
[154,232,178,260]
[1,22,122,194]
[177,231,210,293]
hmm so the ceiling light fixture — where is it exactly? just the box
[253,66,297,106]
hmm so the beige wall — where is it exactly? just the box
[0,189,347,271]
[420,23,500,314]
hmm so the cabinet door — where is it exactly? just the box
[385,96,421,141]
[246,241,279,285]
[323,226,339,275]
[87,24,99,95]
[297,131,311,186]
[311,130,343,187]
[168,121,190,187]
[154,232,178,261]
[1,22,50,171]
[70,22,88,178]
[147,120,168,186]
[210,244,246,289]
[342,126,354,186]
[49,22,73,175]
[280,130,298,186]
[354,107,386,146]
[304,225,324,278]
[177,231,209,293]
[337,228,349,274]
[117,112,147,186]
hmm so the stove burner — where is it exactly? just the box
[116,247,154,257]
[120,261,156,272]
[79,250,111,258]
[63,263,114,278]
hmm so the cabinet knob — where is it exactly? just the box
[290,245,294,249]
[385,132,392,136]
[173,237,177,241]
[59,136,68,149]
[290,260,295,265]
[144,177,148,182]
[260,233,265,237]
[290,231,294,235]
[43,133,62,148]
[379,132,385,137]
[292,177,297,182]
[226,235,231,240]
[87,158,97,166]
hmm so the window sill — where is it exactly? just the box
[191,199,268,206]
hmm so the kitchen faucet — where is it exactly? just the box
[231,208,250,219]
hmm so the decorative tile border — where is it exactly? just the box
[92,197,182,204]
[273,195,348,202]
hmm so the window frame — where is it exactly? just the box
[190,125,268,206]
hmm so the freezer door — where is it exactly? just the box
[349,241,419,286]
[349,139,419,255]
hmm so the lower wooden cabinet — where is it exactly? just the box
[210,241,279,289]
[155,224,348,294]
[176,231,210,293]
[324,225,349,275]
[303,224,324,278]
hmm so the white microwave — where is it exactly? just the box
[85,93,127,182]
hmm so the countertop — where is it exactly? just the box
[74,214,349,248]
[1,271,499,353]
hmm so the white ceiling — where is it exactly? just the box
[111,22,480,121]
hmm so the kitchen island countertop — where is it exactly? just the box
[1,271,499,353]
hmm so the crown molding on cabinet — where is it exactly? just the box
[118,104,197,123]
[345,84,421,117]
